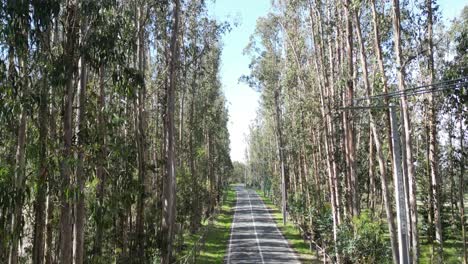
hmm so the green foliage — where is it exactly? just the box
[180,187,236,264]
[311,204,334,247]
[337,211,391,263]
[443,6,468,122]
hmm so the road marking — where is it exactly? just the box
[251,190,300,261]
[226,189,238,264]
[248,191,265,264]
[226,186,300,263]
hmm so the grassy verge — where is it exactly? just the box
[420,238,464,263]
[256,190,319,264]
[177,187,236,264]
[418,193,467,263]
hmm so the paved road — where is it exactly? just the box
[225,185,301,264]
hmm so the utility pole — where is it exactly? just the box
[337,78,468,264]
[244,163,247,187]
[280,149,287,225]
[390,103,410,264]
[244,148,249,187]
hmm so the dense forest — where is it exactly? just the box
[243,0,467,263]
[0,0,232,263]
[1,0,467,263]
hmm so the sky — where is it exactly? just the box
[207,0,467,163]
[208,0,271,162]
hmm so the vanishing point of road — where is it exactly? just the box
[225,185,301,264]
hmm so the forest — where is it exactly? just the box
[0,0,232,263]
[243,0,467,263]
[0,0,467,264]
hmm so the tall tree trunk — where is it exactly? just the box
[32,79,48,264]
[343,0,358,217]
[93,64,107,258]
[354,11,399,263]
[9,108,27,264]
[73,29,88,264]
[370,0,394,168]
[426,1,443,261]
[32,24,52,264]
[134,4,148,261]
[59,0,79,262]
[44,192,54,264]
[189,64,199,232]
[189,27,200,230]
[426,120,434,246]
[308,2,341,261]
[161,0,179,262]
[391,1,419,262]
[45,87,58,264]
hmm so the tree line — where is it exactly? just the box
[244,0,466,263]
[0,0,232,263]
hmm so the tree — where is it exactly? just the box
[161,0,180,262]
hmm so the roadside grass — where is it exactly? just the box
[256,189,319,264]
[178,187,466,263]
[419,192,468,263]
[177,186,236,264]
[256,190,467,264]
[420,237,464,263]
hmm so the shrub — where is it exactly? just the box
[337,211,391,263]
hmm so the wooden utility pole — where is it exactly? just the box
[244,149,249,187]
[390,104,410,264]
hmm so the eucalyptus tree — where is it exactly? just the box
[442,6,468,263]
[245,0,466,263]
[30,2,59,263]
[0,1,31,263]
[0,0,233,263]
[244,12,291,225]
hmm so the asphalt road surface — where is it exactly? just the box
[225,185,301,264]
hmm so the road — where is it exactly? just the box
[225,185,301,264]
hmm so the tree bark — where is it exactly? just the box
[45,86,58,264]
[308,3,342,261]
[426,1,443,261]
[73,24,88,263]
[161,0,179,262]
[370,0,394,169]
[32,24,51,263]
[59,1,79,262]
[9,108,27,264]
[134,4,148,261]
[343,0,358,217]
[354,10,399,263]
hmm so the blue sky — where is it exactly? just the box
[208,0,467,162]
[208,0,271,162]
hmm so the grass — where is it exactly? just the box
[418,192,468,263]
[176,186,236,264]
[255,191,467,264]
[256,189,319,264]
[420,238,465,263]
[177,188,466,263]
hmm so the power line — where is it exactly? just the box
[352,77,467,103]
[335,77,467,112]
